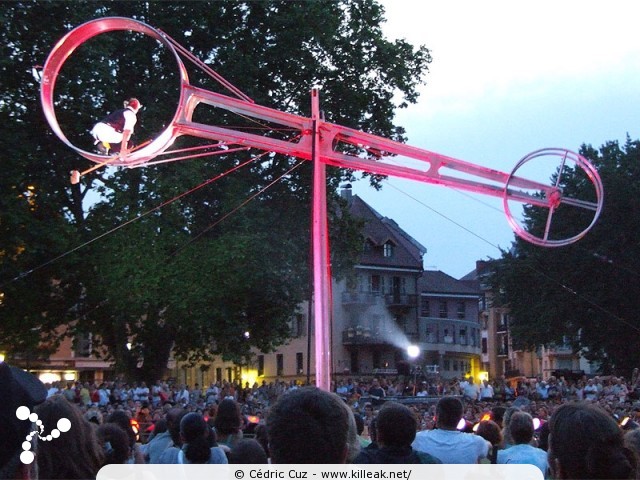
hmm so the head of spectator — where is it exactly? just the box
[180,412,217,463]
[151,417,168,437]
[214,398,242,437]
[106,410,137,451]
[35,395,104,479]
[0,362,47,480]
[435,396,463,430]
[475,420,502,448]
[501,406,521,446]
[166,407,187,447]
[85,407,103,426]
[375,402,417,448]
[364,402,374,417]
[548,402,637,479]
[96,423,131,464]
[490,406,506,428]
[508,411,535,445]
[227,438,268,464]
[267,387,350,463]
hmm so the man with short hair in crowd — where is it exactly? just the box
[354,402,441,464]
[412,396,489,463]
[267,387,350,463]
[497,411,547,476]
[368,378,385,398]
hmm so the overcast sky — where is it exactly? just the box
[351,0,640,278]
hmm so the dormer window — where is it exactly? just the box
[383,242,394,257]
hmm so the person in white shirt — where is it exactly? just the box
[133,382,150,402]
[177,385,190,406]
[90,97,142,157]
[462,377,481,402]
[584,379,599,401]
[479,380,494,401]
[412,396,489,463]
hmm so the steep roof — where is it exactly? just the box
[419,269,479,295]
[348,194,425,270]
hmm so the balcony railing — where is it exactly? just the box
[341,291,378,306]
[547,344,574,355]
[342,328,418,346]
[384,294,417,308]
[342,327,387,346]
[372,368,398,375]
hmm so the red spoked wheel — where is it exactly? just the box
[503,148,604,247]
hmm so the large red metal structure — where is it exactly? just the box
[40,17,604,391]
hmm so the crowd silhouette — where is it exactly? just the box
[2,364,640,479]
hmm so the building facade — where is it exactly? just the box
[417,270,482,379]
[177,188,483,386]
[3,329,113,385]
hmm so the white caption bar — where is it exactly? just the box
[98,464,543,480]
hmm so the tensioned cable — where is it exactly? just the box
[160,29,253,103]
[169,158,306,259]
[0,154,261,290]
[138,146,251,167]
[384,179,502,251]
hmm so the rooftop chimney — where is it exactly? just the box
[340,183,353,201]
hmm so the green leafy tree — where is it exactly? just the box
[491,137,640,375]
[0,1,431,380]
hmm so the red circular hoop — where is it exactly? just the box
[40,17,189,166]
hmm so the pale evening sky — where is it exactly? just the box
[352,0,640,278]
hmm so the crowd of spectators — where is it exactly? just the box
[335,372,640,429]
[3,364,640,479]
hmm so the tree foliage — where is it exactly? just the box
[0,1,431,380]
[491,137,640,375]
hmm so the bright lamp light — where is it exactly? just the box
[407,345,420,359]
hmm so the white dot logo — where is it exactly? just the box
[15,406,71,464]
[57,417,71,432]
